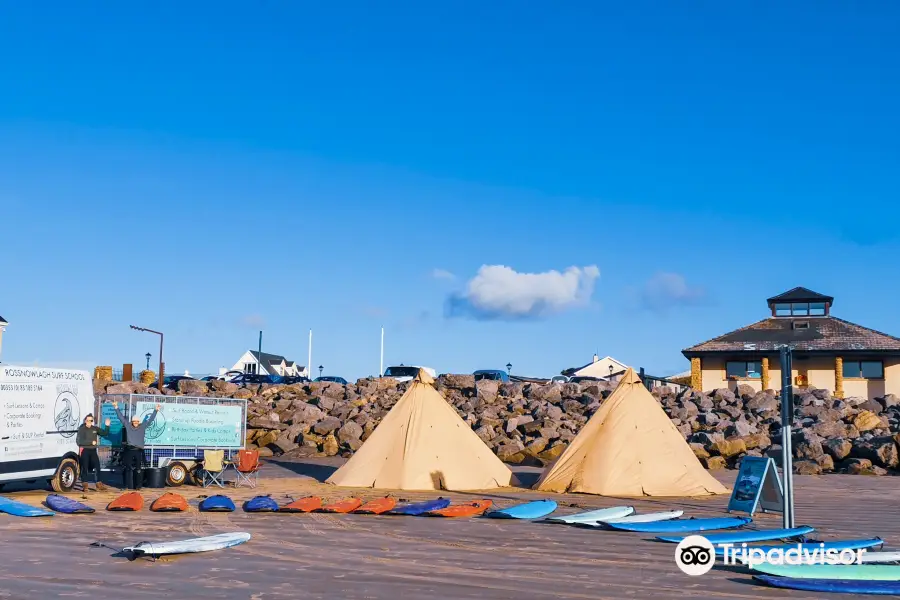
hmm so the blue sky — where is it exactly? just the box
[1,2,899,379]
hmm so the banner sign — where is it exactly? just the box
[100,402,242,448]
[726,456,783,516]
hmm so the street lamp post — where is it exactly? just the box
[130,325,164,392]
[318,365,324,378]
[145,352,151,370]
[609,364,614,380]
[506,363,512,376]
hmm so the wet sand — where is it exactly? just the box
[0,459,894,599]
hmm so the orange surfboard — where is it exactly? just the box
[318,498,363,513]
[427,500,493,517]
[354,497,397,515]
[279,496,322,513]
[107,491,144,512]
[150,492,188,512]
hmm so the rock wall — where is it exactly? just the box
[94,376,900,475]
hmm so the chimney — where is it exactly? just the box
[592,354,599,363]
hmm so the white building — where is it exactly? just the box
[562,354,629,382]
[227,351,308,377]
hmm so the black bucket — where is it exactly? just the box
[143,467,166,488]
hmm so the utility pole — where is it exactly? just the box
[380,326,384,377]
[779,344,795,529]
[257,331,263,375]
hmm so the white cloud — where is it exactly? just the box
[431,268,456,280]
[446,264,600,320]
[638,272,706,311]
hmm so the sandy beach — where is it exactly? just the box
[0,459,892,599]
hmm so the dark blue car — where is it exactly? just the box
[315,376,348,385]
[473,369,510,382]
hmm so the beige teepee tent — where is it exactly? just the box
[534,368,728,497]
[326,370,517,491]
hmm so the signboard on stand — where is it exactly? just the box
[726,456,784,516]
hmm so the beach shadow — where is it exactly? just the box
[512,471,541,488]
[268,459,338,482]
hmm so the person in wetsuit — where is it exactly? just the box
[112,401,161,490]
[75,414,111,491]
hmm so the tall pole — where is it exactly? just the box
[257,331,263,374]
[158,332,164,392]
[130,325,164,392]
[380,326,384,377]
[780,345,795,529]
[308,329,313,380]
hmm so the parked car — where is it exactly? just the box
[148,375,196,390]
[473,369,510,383]
[230,373,276,385]
[549,375,569,385]
[382,365,437,382]
[315,376,348,385]
[283,375,312,385]
[568,376,607,384]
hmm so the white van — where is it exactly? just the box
[382,365,437,383]
[0,365,94,491]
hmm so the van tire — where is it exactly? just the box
[50,458,79,493]
[166,461,189,487]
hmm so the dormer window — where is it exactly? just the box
[793,321,810,330]
[775,302,826,317]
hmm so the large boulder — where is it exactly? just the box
[854,410,882,432]
[290,403,326,425]
[852,437,900,468]
[713,438,747,459]
[312,416,342,435]
[823,438,852,461]
[792,430,825,461]
[793,460,823,475]
[337,421,363,444]
[475,379,500,404]
[442,374,475,389]
[528,384,562,405]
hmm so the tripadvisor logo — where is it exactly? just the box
[675,535,715,576]
[675,534,869,575]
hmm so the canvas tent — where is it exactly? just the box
[534,368,728,497]
[326,370,517,491]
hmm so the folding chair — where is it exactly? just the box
[200,450,227,488]
[233,449,261,488]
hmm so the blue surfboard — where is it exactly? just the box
[658,526,815,545]
[716,538,883,557]
[604,517,751,533]
[0,495,54,517]
[755,575,900,595]
[485,500,558,520]
[387,497,451,516]
[45,494,95,514]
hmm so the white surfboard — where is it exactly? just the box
[600,510,684,524]
[544,506,634,524]
[124,532,251,557]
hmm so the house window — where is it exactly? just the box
[244,363,257,374]
[726,360,763,379]
[809,302,826,316]
[842,360,884,379]
[775,303,791,316]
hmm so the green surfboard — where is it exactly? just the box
[752,563,900,581]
